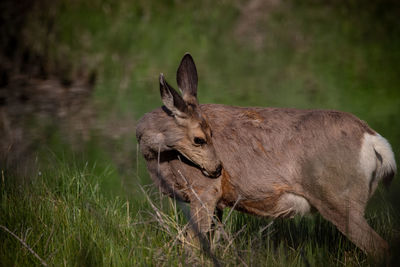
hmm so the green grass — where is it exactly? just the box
[0,160,175,266]
[1,0,400,265]
[1,159,398,266]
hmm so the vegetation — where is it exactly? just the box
[1,0,399,266]
[1,158,398,266]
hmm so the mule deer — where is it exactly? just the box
[136,53,396,257]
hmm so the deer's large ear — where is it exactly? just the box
[160,73,187,116]
[177,53,198,105]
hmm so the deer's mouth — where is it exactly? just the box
[177,152,222,178]
[201,169,211,177]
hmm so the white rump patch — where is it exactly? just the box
[359,133,396,195]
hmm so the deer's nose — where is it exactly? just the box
[210,164,222,178]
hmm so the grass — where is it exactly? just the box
[1,0,400,265]
[1,158,398,266]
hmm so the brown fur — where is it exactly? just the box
[136,54,396,258]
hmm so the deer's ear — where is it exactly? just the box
[177,53,198,105]
[160,73,187,116]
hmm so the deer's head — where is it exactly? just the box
[159,53,222,178]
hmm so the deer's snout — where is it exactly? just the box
[202,163,222,178]
[213,164,223,177]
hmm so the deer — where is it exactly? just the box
[135,53,396,258]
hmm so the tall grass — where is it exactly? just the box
[1,158,398,266]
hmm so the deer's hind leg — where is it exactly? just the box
[308,186,389,259]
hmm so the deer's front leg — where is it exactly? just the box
[187,197,217,252]
[187,182,222,243]
[190,199,215,235]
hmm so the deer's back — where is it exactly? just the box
[200,104,375,205]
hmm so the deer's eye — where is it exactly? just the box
[194,137,206,146]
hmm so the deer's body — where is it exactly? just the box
[136,54,396,258]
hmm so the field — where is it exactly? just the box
[1,0,400,266]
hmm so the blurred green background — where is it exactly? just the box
[1,0,399,265]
